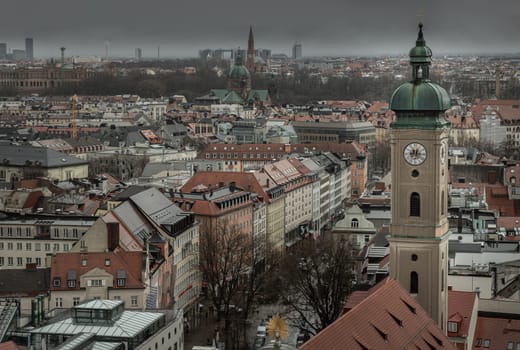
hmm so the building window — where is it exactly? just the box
[64,244,69,251]
[117,278,126,287]
[26,257,32,264]
[7,257,13,266]
[475,338,482,347]
[68,280,76,288]
[410,192,420,217]
[45,243,51,251]
[55,298,63,308]
[410,271,418,294]
[53,228,59,237]
[73,228,78,238]
[90,279,103,287]
[26,243,31,250]
[447,321,457,333]
[441,191,445,215]
[16,243,22,250]
[0,242,3,250]
[507,342,514,350]
[73,297,80,306]
[351,218,359,228]
[7,243,12,250]
[53,278,61,287]
[113,296,121,300]
[0,257,3,265]
[17,257,22,265]
[36,257,41,266]
[483,339,490,348]
[131,296,138,306]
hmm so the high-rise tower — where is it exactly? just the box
[25,38,34,60]
[388,23,451,332]
[246,26,255,73]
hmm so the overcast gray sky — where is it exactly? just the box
[2,0,519,58]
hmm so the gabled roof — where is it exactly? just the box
[50,251,144,291]
[300,278,456,350]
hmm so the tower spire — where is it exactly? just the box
[246,25,255,72]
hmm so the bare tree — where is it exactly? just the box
[276,237,354,336]
[199,218,277,349]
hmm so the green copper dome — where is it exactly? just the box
[390,23,451,125]
[391,81,450,110]
[229,51,250,80]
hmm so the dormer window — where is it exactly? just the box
[67,270,77,288]
[447,321,458,333]
[53,277,61,287]
[116,269,126,287]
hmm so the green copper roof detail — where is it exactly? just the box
[390,23,451,121]
[229,51,250,80]
[390,81,451,111]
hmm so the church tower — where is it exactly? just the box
[227,51,251,99]
[388,23,451,332]
[246,25,255,73]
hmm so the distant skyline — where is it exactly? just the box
[1,0,519,58]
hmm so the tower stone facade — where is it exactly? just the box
[388,23,451,332]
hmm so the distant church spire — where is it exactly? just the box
[246,25,255,73]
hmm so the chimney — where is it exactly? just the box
[107,222,119,251]
[266,178,270,187]
[229,181,236,192]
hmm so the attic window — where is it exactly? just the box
[447,321,458,333]
[483,339,490,348]
[387,311,403,327]
[353,337,370,350]
[81,259,87,266]
[105,258,111,266]
[371,323,388,342]
[53,277,61,287]
[428,331,444,347]
[401,298,416,314]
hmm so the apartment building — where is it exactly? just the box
[0,217,95,269]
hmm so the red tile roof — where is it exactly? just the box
[473,317,520,350]
[300,278,456,350]
[50,251,144,291]
[0,341,22,350]
[447,290,478,339]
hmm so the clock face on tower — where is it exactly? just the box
[404,142,427,165]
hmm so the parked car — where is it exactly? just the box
[253,336,266,350]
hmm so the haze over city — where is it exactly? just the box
[3,0,520,58]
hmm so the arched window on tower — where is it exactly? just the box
[351,218,359,228]
[441,191,445,216]
[410,271,418,294]
[410,192,421,217]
